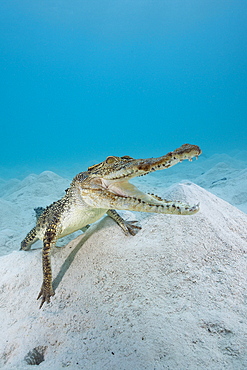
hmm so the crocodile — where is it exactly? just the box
[20,143,202,308]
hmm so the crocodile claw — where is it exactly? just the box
[37,284,55,309]
[124,220,142,236]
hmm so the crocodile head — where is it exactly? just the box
[73,144,202,215]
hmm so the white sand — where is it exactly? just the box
[0,153,247,369]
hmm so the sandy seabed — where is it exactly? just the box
[0,151,247,369]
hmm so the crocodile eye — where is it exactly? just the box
[106,156,118,164]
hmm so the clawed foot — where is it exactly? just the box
[37,284,55,309]
[123,220,142,236]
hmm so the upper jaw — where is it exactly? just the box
[102,144,202,181]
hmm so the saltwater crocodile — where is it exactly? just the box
[21,143,202,308]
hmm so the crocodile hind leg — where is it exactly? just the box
[37,221,59,308]
[107,209,141,236]
[20,227,39,251]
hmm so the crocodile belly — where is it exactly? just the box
[59,207,107,238]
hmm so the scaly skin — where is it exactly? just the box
[20,143,202,308]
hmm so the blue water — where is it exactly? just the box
[1,1,246,178]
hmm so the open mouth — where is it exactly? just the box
[88,176,179,209]
[83,174,199,215]
[100,178,153,200]
[81,144,201,215]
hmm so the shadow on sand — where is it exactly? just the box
[52,217,113,291]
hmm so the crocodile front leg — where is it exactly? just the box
[37,222,59,308]
[107,209,141,235]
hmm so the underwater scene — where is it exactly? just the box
[1,0,246,178]
[0,1,247,369]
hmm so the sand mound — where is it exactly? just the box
[0,182,247,369]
